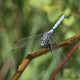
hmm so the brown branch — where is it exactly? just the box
[50,41,80,80]
[11,33,80,80]
[0,58,15,80]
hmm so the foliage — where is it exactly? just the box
[0,0,80,80]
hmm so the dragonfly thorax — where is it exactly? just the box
[40,32,52,46]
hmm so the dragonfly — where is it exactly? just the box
[12,15,65,51]
[12,14,68,67]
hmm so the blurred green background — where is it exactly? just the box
[0,0,80,80]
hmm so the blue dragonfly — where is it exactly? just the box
[12,15,65,50]
[12,15,67,66]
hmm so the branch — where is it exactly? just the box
[0,58,15,80]
[50,41,80,80]
[11,33,80,80]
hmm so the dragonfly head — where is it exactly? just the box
[40,38,47,46]
[40,39,48,46]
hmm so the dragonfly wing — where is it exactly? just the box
[12,33,43,50]
[50,35,68,67]
[49,39,58,67]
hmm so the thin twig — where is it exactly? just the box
[11,33,80,80]
[50,41,80,80]
[0,58,15,80]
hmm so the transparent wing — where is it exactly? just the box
[49,39,58,67]
[12,33,43,51]
[50,35,68,67]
